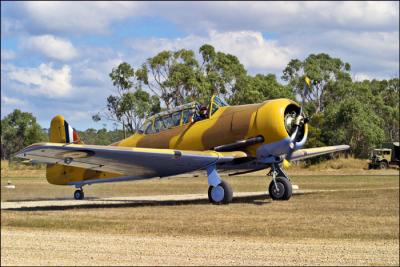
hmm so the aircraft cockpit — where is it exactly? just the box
[139,95,228,134]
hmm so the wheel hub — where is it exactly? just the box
[271,182,285,199]
[211,185,225,202]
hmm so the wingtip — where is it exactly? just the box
[13,149,26,159]
[13,143,46,159]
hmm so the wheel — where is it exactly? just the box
[74,189,84,200]
[379,161,388,169]
[208,180,233,204]
[268,177,292,201]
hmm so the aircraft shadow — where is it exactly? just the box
[4,191,313,212]
[4,193,285,212]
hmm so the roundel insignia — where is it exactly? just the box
[57,150,95,159]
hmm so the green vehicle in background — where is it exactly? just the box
[368,142,400,169]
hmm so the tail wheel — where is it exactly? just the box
[208,180,233,204]
[269,177,292,201]
[74,189,84,200]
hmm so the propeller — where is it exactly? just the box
[283,76,311,166]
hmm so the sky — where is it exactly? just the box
[1,1,399,130]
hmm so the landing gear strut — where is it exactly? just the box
[268,163,292,200]
[207,164,233,204]
[74,188,85,200]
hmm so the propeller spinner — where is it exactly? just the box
[284,76,311,163]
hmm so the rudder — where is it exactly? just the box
[49,115,82,144]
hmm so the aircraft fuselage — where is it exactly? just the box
[117,98,307,158]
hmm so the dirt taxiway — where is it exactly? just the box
[1,174,399,266]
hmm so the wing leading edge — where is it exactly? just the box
[289,145,350,161]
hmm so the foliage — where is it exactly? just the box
[77,128,125,145]
[1,109,48,160]
[322,97,385,157]
[136,45,251,108]
[136,49,201,108]
[198,44,248,104]
[229,74,295,105]
[282,53,351,115]
[93,62,161,133]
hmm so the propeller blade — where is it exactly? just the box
[286,125,299,161]
[301,77,311,115]
[285,77,312,164]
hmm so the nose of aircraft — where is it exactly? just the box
[254,99,308,160]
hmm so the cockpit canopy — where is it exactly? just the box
[139,95,228,134]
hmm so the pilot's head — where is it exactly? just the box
[200,106,207,116]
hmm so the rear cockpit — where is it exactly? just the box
[139,95,228,134]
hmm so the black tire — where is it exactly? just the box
[74,189,84,200]
[379,161,388,169]
[268,177,292,201]
[208,180,233,204]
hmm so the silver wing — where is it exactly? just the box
[290,145,350,161]
[16,142,247,179]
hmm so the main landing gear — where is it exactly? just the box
[208,180,233,204]
[207,164,233,204]
[267,163,292,201]
[74,188,85,200]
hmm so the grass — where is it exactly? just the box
[1,166,399,242]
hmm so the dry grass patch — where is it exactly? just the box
[2,175,399,242]
[302,156,368,170]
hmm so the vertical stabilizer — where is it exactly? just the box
[49,115,82,144]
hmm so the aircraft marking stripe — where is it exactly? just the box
[64,121,70,143]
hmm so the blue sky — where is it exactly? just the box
[1,1,399,130]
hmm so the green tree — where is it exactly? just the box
[322,97,385,157]
[136,49,201,108]
[282,53,351,115]
[198,44,248,104]
[136,44,250,107]
[1,109,47,159]
[78,128,125,145]
[331,78,399,144]
[230,74,294,105]
[369,78,399,142]
[94,62,161,133]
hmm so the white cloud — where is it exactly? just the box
[145,1,399,34]
[353,73,372,81]
[14,2,398,36]
[207,31,294,72]
[1,17,24,36]
[70,54,125,87]
[1,49,16,61]
[280,30,399,78]
[6,63,73,97]
[23,35,78,61]
[1,95,26,106]
[130,30,295,73]
[21,1,143,34]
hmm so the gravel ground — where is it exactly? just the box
[2,228,398,266]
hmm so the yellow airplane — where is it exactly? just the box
[16,78,349,204]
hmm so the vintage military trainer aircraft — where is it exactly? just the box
[16,78,349,204]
